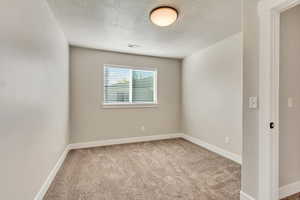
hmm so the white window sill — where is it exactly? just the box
[102,103,159,109]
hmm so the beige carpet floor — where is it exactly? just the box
[282,193,300,200]
[44,139,241,200]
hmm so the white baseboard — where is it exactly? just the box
[70,133,242,164]
[69,133,184,150]
[34,146,70,200]
[240,191,256,200]
[279,180,300,199]
[182,135,242,165]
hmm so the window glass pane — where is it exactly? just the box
[104,67,130,103]
[132,70,154,103]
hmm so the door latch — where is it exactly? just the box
[270,122,275,129]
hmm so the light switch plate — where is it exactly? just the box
[288,97,293,108]
[249,96,258,109]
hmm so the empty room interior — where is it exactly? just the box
[1,0,300,200]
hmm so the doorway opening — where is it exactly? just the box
[258,0,300,200]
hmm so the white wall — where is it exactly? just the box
[70,47,181,143]
[182,33,242,156]
[242,0,260,198]
[280,5,300,187]
[0,1,69,199]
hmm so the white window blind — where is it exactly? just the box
[104,65,157,105]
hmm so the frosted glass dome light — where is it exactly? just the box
[150,7,178,27]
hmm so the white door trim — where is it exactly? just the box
[258,0,300,200]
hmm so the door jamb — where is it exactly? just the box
[258,0,300,199]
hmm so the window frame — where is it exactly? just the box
[102,64,158,108]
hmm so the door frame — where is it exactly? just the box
[258,0,300,199]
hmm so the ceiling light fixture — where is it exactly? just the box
[150,6,178,27]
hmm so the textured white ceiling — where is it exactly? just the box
[47,0,242,59]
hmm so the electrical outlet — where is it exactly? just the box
[141,126,145,132]
[225,136,230,144]
[288,97,294,108]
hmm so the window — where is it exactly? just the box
[103,65,157,106]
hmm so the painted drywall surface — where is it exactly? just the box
[242,0,260,198]
[0,1,69,199]
[182,33,242,156]
[70,47,181,143]
[279,5,300,187]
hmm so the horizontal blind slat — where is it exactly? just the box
[104,67,130,103]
